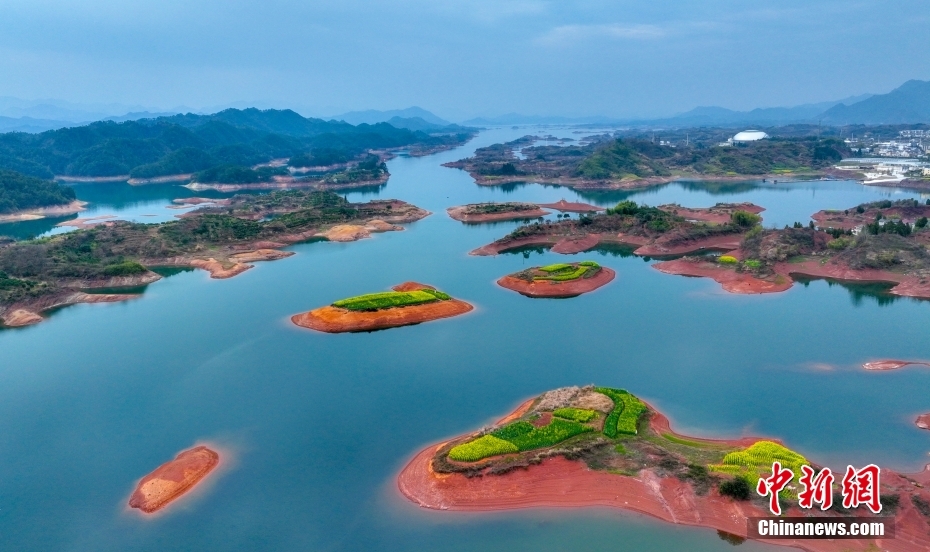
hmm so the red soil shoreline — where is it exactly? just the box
[497,267,616,298]
[653,257,930,299]
[128,446,219,514]
[397,401,930,552]
[291,282,474,333]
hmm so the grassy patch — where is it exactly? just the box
[448,435,519,462]
[332,288,449,311]
[662,433,714,448]
[710,440,808,486]
[538,263,572,273]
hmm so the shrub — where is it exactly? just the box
[538,263,572,273]
[578,260,600,267]
[742,259,761,269]
[731,210,762,227]
[102,261,148,277]
[332,289,448,311]
[596,387,647,437]
[553,407,597,423]
[718,255,738,264]
[448,435,518,462]
[719,477,752,500]
[828,237,853,250]
[534,265,589,281]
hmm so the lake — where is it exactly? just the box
[1,127,928,551]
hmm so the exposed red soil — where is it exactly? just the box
[1,291,142,328]
[634,234,744,257]
[228,249,294,263]
[55,215,118,229]
[446,205,550,223]
[862,360,930,371]
[653,259,793,294]
[291,282,474,333]
[658,203,765,224]
[397,401,930,552]
[537,200,604,213]
[916,414,930,430]
[497,267,615,298]
[0,200,89,223]
[653,256,930,300]
[551,234,601,254]
[128,446,219,514]
[812,204,930,230]
[189,259,252,279]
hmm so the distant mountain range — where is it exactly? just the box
[329,107,452,126]
[819,80,930,124]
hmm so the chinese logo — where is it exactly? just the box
[757,463,881,515]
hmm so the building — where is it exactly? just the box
[721,130,769,146]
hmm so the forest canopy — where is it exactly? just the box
[0,169,76,214]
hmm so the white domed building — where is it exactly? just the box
[731,130,769,143]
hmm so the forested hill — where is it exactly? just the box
[0,108,473,180]
[0,170,76,214]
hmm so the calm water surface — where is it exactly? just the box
[1,128,929,551]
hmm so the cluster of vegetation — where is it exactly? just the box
[332,288,450,311]
[492,419,593,452]
[0,108,472,179]
[0,169,76,214]
[0,190,408,305]
[575,139,673,180]
[463,202,539,215]
[596,387,647,437]
[553,407,597,423]
[194,164,288,184]
[318,154,387,185]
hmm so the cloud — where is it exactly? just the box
[537,23,665,45]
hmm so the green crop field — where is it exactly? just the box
[448,435,519,462]
[710,441,809,485]
[596,387,647,437]
[492,419,592,451]
[332,288,451,311]
[533,261,601,282]
[553,407,597,423]
[538,263,573,273]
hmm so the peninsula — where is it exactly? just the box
[0,169,85,223]
[291,282,473,333]
[399,385,930,552]
[128,445,219,514]
[444,135,853,191]
[0,190,429,327]
[497,261,615,298]
[654,199,930,299]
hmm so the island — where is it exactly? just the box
[654,199,930,299]
[0,190,429,327]
[446,202,550,223]
[443,134,853,191]
[472,201,764,257]
[497,261,615,298]
[291,282,473,333]
[0,169,86,223]
[398,385,930,552]
[128,445,219,514]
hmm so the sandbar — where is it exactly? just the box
[128,445,219,514]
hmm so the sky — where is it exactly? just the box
[1,0,929,121]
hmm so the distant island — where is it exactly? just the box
[398,385,930,552]
[0,190,429,327]
[446,202,550,223]
[654,199,930,299]
[0,108,475,189]
[444,135,856,191]
[291,282,472,333]
[472,201,765,257]
[497,260,615,298]
[0,169,85,223]
[128,445,219,514]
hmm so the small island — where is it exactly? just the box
[497,261,615,298]
[446,202,550,223]
[0,190,429,327]
[291,282,473,333]
[128,445,219,514]
[0,169,86,223]
[398,385,930,552]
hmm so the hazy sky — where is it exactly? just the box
[1,0,928,120]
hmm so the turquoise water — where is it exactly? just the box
[1,128,929,551]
